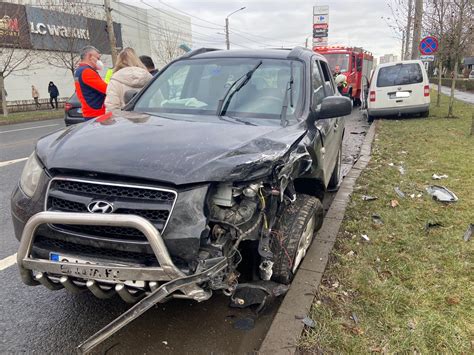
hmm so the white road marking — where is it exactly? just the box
[0,157,28,168]
[0,123,59,134]
[0,253,17,271]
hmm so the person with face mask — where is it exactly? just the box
[74,46,108,120]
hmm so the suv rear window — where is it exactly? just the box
[376,63,423,87]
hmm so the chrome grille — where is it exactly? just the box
[46,178,177,241]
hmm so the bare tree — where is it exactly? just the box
[0,7,37,116]
[444,0,472,117]
[384,0,414,59]
[425,0,449,107]
[38,0,97,78]
[152,22,189,67]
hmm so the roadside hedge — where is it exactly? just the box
[429,77,474,92]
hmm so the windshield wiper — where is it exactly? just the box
[216,60,263,116]
[280,61,294,127]
[222,115,257,126]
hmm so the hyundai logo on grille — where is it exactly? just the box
[87,200,114,214]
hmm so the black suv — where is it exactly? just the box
[11,48,350,344]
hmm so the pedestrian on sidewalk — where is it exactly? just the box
[31,85,41,109]
[48,81,59,109]
[105,47,152,112]
[74,45,108,120]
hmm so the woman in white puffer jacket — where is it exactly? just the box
[105,47,152,112]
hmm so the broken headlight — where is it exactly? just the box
[210,182,263,207]
[19,153,43,197]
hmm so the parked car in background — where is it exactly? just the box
[367,60,430,122]
[64,93,85,126]
[469,70,474,80]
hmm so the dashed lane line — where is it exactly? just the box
[0,123,59,134]
[0,253,17,271]
[0,157,28,168]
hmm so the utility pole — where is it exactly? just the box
[411,0,423,60]
[401,30,405,60]
[225,17,230,50]
[305,37,308,48]
[104,0,118,65]
[404,0,413,60]
[225,7,245,50]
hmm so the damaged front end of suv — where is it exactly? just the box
[11,47,351,352]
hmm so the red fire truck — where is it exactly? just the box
[314,46,374,105]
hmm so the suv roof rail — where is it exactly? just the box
[288,46,312,59]
[181,47,220,59]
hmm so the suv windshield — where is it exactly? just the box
[134,58,304,122]
[377,63,423,87]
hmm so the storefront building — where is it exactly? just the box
[0,0,192,101]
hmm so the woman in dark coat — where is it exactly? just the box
[48,81,59,109]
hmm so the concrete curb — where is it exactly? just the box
[0,114,63,126]
[259,122,377,354]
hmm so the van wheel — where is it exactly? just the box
[368,115,375,123]
[420,110,429,118]
[271,195,323,285]
[328,145,342,189]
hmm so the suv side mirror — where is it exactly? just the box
[124,89,139,105]
[318,96,352,119]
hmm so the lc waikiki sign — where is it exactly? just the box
[0,3,122,54]
[29,22,91,40]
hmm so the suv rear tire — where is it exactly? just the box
[271,195,323,284]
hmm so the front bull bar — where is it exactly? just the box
[17,211,188,285]
[17,211,229,353]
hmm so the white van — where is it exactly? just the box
[367,60,430,122]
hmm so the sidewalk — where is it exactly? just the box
[431,83,474,105]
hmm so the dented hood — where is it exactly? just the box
[36,112,307,185]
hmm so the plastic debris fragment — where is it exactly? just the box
[233,317,255,331]
[372,214,383,225]
[425,221,443,231]
[362,195,378,201]
[398,166,406,175]
[351,313,359,324]
[432,174,448,180]
[426,185,458,202]
[394,187,405,198]
[463,224,473,242]
[302,316,316,328]
[361,234,370,242]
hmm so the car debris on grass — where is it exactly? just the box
[426,185,459,202]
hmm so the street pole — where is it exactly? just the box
[411,0,423,60]
[225,7,246,50]
[225,17,230,50]
[305,37,308,48]
[104,0,118,65]
[404,0,413,60]
[401,30,405,60]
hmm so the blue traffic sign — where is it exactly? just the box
[419,36,438,55]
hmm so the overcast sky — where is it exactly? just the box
[130,0,403,59]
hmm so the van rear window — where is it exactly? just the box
[376,63,423,87]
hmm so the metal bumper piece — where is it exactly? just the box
[17,212,185,286]
[17,211,230,353]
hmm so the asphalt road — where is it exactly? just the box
[0,110,369,354]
